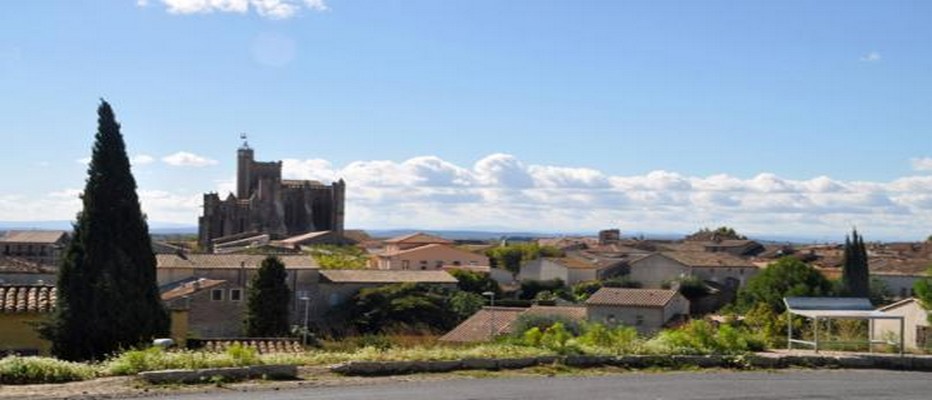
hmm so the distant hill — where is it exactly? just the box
[0,221,197,235]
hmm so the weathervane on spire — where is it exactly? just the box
[240,132,250,149]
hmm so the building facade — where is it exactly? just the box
[199,140,345,250]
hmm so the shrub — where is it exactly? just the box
[511,313,584,337]
[0,356,97,384]
[575,322,640,353]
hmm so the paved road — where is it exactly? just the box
[130,370,931,400]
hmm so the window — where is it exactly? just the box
[230,289,242,302]
[401,260,410,270]
[739,268,744,275]
[435,260,444,269]
[635,315,644,326]
[606,314,616,325]
[211,289,224,301]
[452,261,462,266]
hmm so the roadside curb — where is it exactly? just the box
[329,353,932,376]
[138,364,297,384]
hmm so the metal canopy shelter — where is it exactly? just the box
[783,297,905,355]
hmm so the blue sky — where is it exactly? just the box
[1,1,931,240]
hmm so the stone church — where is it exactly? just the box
[198,140,345,250]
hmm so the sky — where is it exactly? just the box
[1,0,931,241]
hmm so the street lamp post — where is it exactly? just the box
[482,291,495,341]
[299,296,310,346]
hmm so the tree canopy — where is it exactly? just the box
[41,100,168,361]
[245,256,291,336]
[841,229,870,298]
[342,283,476,334]
[737,257,833,313]
[914,267,932,324]
[486,243,563,274]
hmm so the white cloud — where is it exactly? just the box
[861,51,881,62]
[14,154,932,240]
[162,151,218,167]
[911,157,932,172]
[154,0,327,19]
[76,157,91,165]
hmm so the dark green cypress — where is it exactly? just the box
[245,256,291,336]
[40,100,168,361]
[841,228,871,298]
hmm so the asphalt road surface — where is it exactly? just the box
[129,370,931,400]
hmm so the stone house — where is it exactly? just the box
[375,243,488,271]
[872,298,930,351]
[380,232,453,254]
[156,254,319,326]
[627,252,757,289]
[161,278,246,339]
[0,284,55,355]
[0,230,70,266]
[585,288,689,334]
[519,255,627,286]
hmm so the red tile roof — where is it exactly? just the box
[0,230,68,244]
[586,288,680,308]
[383,232,453,245]
[160,278,228,301]
[438,307,526,343]
[319,270,458,284]
[0,285,56,313]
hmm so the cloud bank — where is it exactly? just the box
[9,154,932,240]
[146,0,328,19]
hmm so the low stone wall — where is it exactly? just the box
[330,353,932,376]
[138,364,297,384]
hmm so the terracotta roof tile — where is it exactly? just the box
[0,256,56,274]
[156,254,317,269]
[161,278,228,301]
[0,285,56,313]
[525,305,587,320]
[383,232,453,245]
[0,230,68,244]
[586,288,679,308]
[319,270,458,284]
[438,307,526,342]
[661,251,756,268]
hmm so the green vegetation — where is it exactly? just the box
[105,344,260,375]
[245,256,291,337]
[0,356,97,384]
[40,100,168,361]
[674,276,711,300]
[842,229,870,298]
[486,243,563,274]
[306,245,369,269]
[519,278,570,300]
[687,226,746,241]
[448,269,501,296]
[914,267,932,324]
[737,257,833,313]
[342,283,475,334]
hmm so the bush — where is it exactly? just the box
[602,277,642,289]
[644,320,763,355]
[0,356,97,384]
[511,313,584,337]
[575,322,641,354]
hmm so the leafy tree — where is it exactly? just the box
[675,276,711,300]
[40,100,168,361]
[486,243,563,274]
[602,276,642,288]
[572,281,603,301]
[448,269,501,297]
[306,245,368,269]
[245,256,291,336]
[914,267,932,324]
[344,283,467,334]
[519,278,568,300]
[737,257,833,313]
[842,229,870,298]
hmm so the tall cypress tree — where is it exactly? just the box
[842,228,871,298]
[245,256,291,337]
[40,100,168,361]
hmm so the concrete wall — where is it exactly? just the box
[628,254,686,288]
[688,266,758,288]
[587,305,666,335]
[519,259,566,283]
[0,313,50,355]
[873,300,930,351]
[567,268,598,286]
